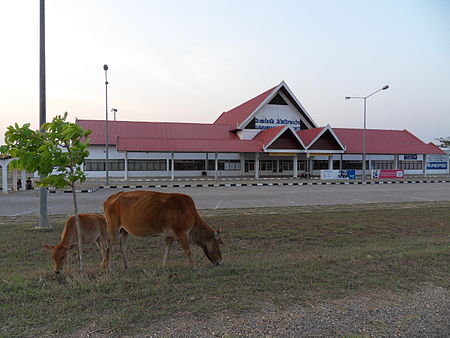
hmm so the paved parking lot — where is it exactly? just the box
[1,182,450,216]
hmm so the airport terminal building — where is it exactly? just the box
[77,81,448,179]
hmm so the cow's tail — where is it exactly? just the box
[102,192,124,269]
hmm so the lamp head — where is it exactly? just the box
[103,64,108,71]
[382,85,389,90]
[345,96,351,100]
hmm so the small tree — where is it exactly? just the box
[0,113,91,273]
[436,136,450,149]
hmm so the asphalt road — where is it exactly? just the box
[1,182,450,217]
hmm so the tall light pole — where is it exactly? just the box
[39,0,49,228]
[345,85,389,179]
[103,64,110,186]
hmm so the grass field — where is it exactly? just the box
[1,201,449,336]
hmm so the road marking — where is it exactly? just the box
[9,209,40,216]
[214,200,222,209]
[353,198,370,203]
[410,196,431,201]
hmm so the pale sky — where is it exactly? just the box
[1,0,449,144]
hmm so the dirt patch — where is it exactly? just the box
[71,284,449,337]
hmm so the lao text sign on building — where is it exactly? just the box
[254,117,301,131]
[371,169,404,179]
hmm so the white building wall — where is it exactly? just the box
[87,146,125,159]
[254,92,302,131]
[236,129,261,140]
[84,146,244,178]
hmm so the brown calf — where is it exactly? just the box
[43,214,109,273]
[103,191,222,269]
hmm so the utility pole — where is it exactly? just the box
[104,65,110,186]
[39,0,49,228]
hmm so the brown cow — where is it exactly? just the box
[43,214,109,273]
[103,191,222,269]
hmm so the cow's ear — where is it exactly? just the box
[43,244,55,251]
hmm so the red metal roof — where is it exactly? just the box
[77,120,445,155]
[333,128,445,154]
[213,85,277,128]
[117,138,262,153]
[253,126,285,146]
[77,120,241,145]
[298,128,324,147]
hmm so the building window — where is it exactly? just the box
[298,160,307,171]
[174,160,205,171]
[245,160,255,172]
[341,160,363,170]
[207,160,241,171]
[280,160,293,171]
[84,159,124,171]
[260,160,276,171]
[371,161,394,170]
[312,160,328,170]
[398,161,422,170]
[128,160,167,171]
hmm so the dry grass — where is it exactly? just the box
[0,201,449,336]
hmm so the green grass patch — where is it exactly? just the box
[0,202,449,336]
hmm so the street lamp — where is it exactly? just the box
[345,85,389,179]
[103,64,110,186]
[111,108,118,121]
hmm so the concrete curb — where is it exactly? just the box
[83,178,450,192]
[3,179,449,193]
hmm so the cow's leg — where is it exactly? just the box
[104,228,118,269]
[95,238,106,267]
[66,251,71,273]
[120,230,129,269]
[104,211,121,270]
[162,236,174,267]
[178,235,195,267]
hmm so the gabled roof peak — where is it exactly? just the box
[213,81,317,130]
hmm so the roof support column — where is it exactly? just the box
[12,169,18,192]
[447,152,450,175]
[214,152,218,180]
[255,153,260,179]
[307,155,312,178]
[328,156,333,170]
[423,154,427,177]
[124,151,128,180]
[394,154,398,170]
[170,152,175,180]
[293,154,298,178]
[21,170,27,191]
[240,154,245,177]
[1,162,8,194]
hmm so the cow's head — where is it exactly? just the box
[200,229,223,266]
[43,244,74,273]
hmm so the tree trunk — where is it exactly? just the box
[71,183,84,273]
